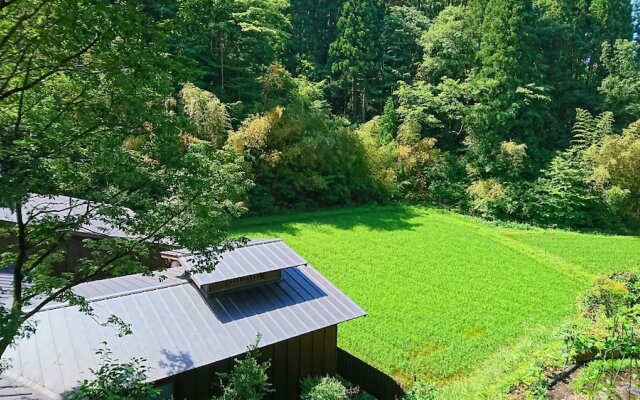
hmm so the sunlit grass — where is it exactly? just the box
[233,206,640,395]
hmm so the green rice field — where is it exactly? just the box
[233,206,640,397]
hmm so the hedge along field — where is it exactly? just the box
[233,206,640,393]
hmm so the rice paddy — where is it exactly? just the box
[233,206,640,395]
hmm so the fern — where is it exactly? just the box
[571,109,615,149]
[594,112,615,141]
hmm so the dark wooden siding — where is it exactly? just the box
[166,325,338,400]
[1,231,167,275]
[337,347,406,399]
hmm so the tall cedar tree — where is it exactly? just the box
[288,0,343,77]
[176,0,290,119]
[382,6,430,95]
[468,0,550,177]
[330,0,382,122]
[590,0,633,45]
[538,0,600,144]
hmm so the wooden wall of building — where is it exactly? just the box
[0,231,167,275]
[166,325,338,400]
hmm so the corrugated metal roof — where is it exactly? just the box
[0,195,133,239]
[164,239,309,285]
[2,261,365,398]
[0,267,13,308]
[0,373,58,400]
[0,375,36,400]
[0,267,187,311]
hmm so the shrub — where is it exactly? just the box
[523,151,608,229]
[586,120,640,223]
[300,376,349,400]
[564,272,640,360]
[214,339,272,400]
[66,344,159,400]
[467,179,509,219]
[580,276,633,319]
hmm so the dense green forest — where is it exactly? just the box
[4,0,640,230]
[151,0,640,231]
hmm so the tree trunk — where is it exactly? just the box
[351,77,357,121]
[221,36,225,91]
[361,83,366,122]
[220,44,224,91]
[0,201,26,360]
[13,201,25,312]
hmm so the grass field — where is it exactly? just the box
[233,206,640,397]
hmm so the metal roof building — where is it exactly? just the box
[0,194,134,239]
[0,239,366,399]
[0,194,171,274]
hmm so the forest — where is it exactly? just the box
[151,0,640,231]
[4,0,640,231]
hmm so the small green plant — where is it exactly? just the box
[300,376,348,400]
[572,359,640,397]
[580,274,637,319]
[214,336,272,400]
[402,382,439,400]
[65,343,160,400]
[559,272,640,398]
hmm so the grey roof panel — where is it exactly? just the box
[2,264,365,398]
[0,267,12,308]
[0,266,187,311]
[0,195,134,239]
[170,239,309,285]
[0,374,47,399]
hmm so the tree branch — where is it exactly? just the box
[0,35,99,102]
[0,0,49,55]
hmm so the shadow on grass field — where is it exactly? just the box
[235,205,424,234]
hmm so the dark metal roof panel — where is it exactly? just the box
[170,240,309,285]
[3,265,365,397]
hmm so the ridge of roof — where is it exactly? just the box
[1,370,59,400]
[1,267,189,313]
[0,194,134,239]
[38,275,190,312]
[160,238,284,258]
